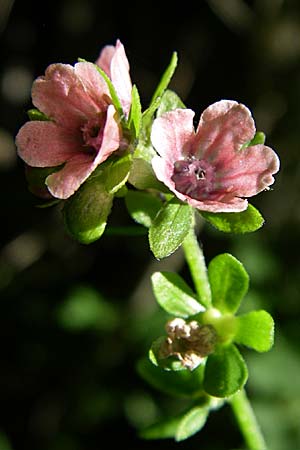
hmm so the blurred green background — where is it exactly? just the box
[0,0,299,449]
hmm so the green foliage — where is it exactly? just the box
[125,190,162,228]
[208,253,249,314]
[201,204,265,233]
[128,84,142,138]
[156,89,185,117]
[137,357,205,398]
[149,336,185,371]
[203,344,248,397]
[128,157,167,190]
[56,285,119,331]
[149,52,178,109]
[151,271,204,317]
[235,310,274,352]
[244,131,266,148]
[102,153,132,195]
[141,405,209,441]
[149,199,193,259]
[63,177,113,244]
[27,108,49,121]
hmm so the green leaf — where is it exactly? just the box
[125,191,163,228]
[137,357,205,398]
[235,310,274,352]
[140,405,209,441]
[208,253,249,314]
[201,204,265,234]
[156,89,185,117]
[25,165,61,199]
[128,157,167,191]
[149,199,193,259]
[150,52,178,107]
[56,285,119,331]
[103,153,132,194]
[204,344,248,397]
[151,271,204,317]
[175,406,209,441]
[27,108,49,121]
[63,177,113,244]
[128,84,142,138]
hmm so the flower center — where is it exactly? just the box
[171,157,216,200]
[81,114,106,152]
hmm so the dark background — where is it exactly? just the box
[0,1,300,449]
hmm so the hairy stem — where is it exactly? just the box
[182,225,211,308]
[230,388,267,450]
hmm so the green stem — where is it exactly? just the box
[182,226,211,308]
[230,388,267,450]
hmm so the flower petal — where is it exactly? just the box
[94,104,121,165]
[151,109,195,163]
[193,101,255,163]
[74,62,110,110]
[184,195,248,213]
[46,153,95,199]
[32,63,105,129]
[16,121,80,167]
[219,144,280,197]
[96,40,132,116]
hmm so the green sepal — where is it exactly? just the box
[150,52,178,107]
[203,344,248,397]
[137,357,205,398]
[128,157,167,191]
[141,52,178,127]
[140,405,209,441]
[243,131,266,148]
[156,89,185,117]
[149,199,193,259]
[125,190,163,228]
[128,84,142,138]
[27,108,49,121]
[200,204,265,234]
[25,165,61,199]
[63,177,113,244]
[235,310,274,352]
[208,253,249,314]
[151,271,204,317]
[149,336,185,371]
[102,153,132,195]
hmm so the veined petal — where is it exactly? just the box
[74,62,110,110]
[151,109,195,162]
[46,153,95,199]
[94,104,121,165]
[16,121,80,167]
[219,144,280,196]
[32,63,104,129]
[184,195,248,212]
[96,40,132,116]
[193,101,255,162]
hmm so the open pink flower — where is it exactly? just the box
[16,41,132,199]
[151,100,280,212]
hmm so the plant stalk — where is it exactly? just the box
[182,225,211,308]
[230,388,267,450]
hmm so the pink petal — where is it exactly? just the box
[94,104,121,165]
[96,40,132,116]
[152,155,247,212]
[16,121,81,167]
[185,195,248,213]
[96,45,115,77]
[32,63,105,129]
[193,101,255,163]
[151,109,195,163]
[219,144,280,197]
[74,62,110,111]
[46,153,95,199]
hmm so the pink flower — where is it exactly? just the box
[16,41,132,199]
[151,100,280,212]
